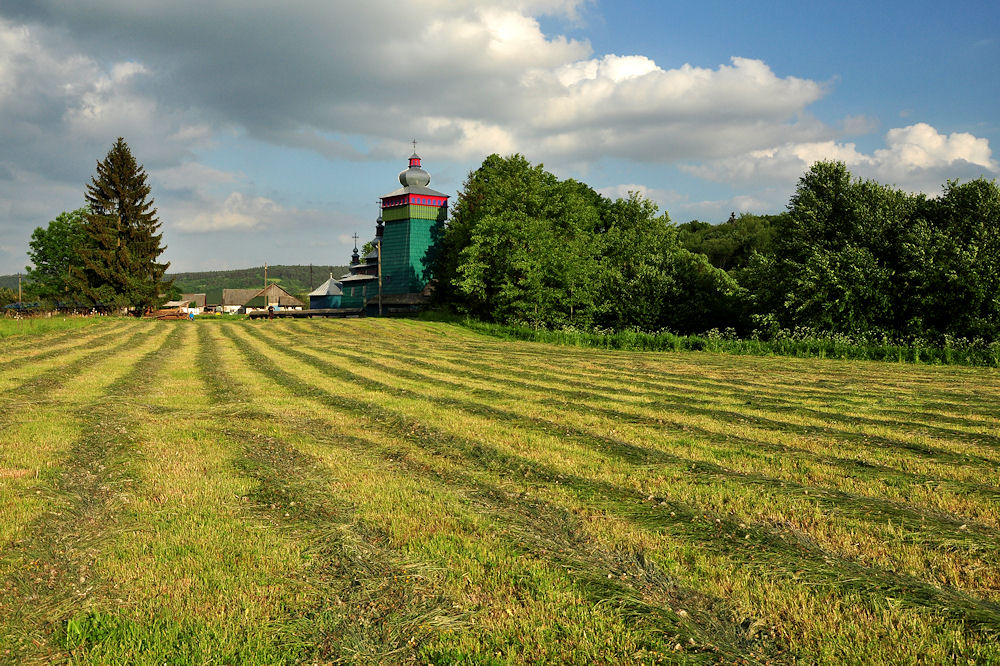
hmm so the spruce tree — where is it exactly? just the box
[73,138,170,313]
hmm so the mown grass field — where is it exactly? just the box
[1,318,998,664]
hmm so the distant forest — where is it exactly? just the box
[1,265,351,306]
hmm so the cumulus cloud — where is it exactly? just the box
[683,123,999,194]
[0,2,829,165]
[155,166,326,234]
[176,192,285,232]
[597,183,686,211]
[1,2,995,271]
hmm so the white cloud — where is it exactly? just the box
[0,3,831,167]
[151,163,240,191]
[597,183,686,210]
[682,123,999,194]
[174,192,284,232]
[876,123,996,172]
[1,3,994,271]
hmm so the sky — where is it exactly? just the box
[1,0,998,276]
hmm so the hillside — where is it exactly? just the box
[168,264,350,303]
[0,275,21,291]
[2,265,351,303]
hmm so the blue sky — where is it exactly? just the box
[1,0,997,276]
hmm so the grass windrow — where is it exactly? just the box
[0,317,997,664]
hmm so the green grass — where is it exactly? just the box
[0,315,104,339]
[437,315,1000,368]
[1,317,998,663]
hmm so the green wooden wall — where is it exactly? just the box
[381,216,438,295]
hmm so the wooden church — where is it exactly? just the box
[338,147,449,312]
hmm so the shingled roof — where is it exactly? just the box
[308,277,343,297]
[221,285,303,307]
[222,288,261,307]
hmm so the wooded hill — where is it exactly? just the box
[167,265,350,304]
[2,265,352,303]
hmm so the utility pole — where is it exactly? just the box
[263,263,267,290]
[18,272,22,303]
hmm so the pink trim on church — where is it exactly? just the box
[381,194,449,208]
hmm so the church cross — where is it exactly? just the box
[411,138,418,153]
[351,232,359,250]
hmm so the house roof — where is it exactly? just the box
[180,293,207,307]
[308,277,343,297]
[222,288,261,306]
[256,283,304,306]
[221,285,304,307]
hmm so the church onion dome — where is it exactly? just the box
[399,152,431,188]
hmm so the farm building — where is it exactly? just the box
[181,293,207,309]
[221,285,304,313]
[180,293,207,314]
[339,149,448,311]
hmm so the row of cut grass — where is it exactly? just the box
[1,316,998,663]
[223,320,996,660]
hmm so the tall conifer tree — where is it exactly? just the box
[73,138,170,313]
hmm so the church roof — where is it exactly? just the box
[339,273,377,283]
[382,150,448,198]
[307,277,342,297]
[380,183,448,198]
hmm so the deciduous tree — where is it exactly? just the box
[25,207,90,301]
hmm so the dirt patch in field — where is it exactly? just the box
[0,468,32,479]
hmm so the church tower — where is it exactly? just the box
[379,147,449,295]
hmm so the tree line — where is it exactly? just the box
[25,138,169,313]
[429,154,1000,344]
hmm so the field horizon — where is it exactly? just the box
[1,318,998,663]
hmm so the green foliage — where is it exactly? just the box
[597,193,748,333]
[677,212,780,270]
[436,154,605,327]
[449,315,1000,368]
[744,161,1000,342]
[0,287,17,306]
[25,208,90,301]
[456,210,600,327]
[918,178,1000,340]
[71,138,169,312]
[435,155,743,333]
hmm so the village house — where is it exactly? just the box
[221,284,303,314]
